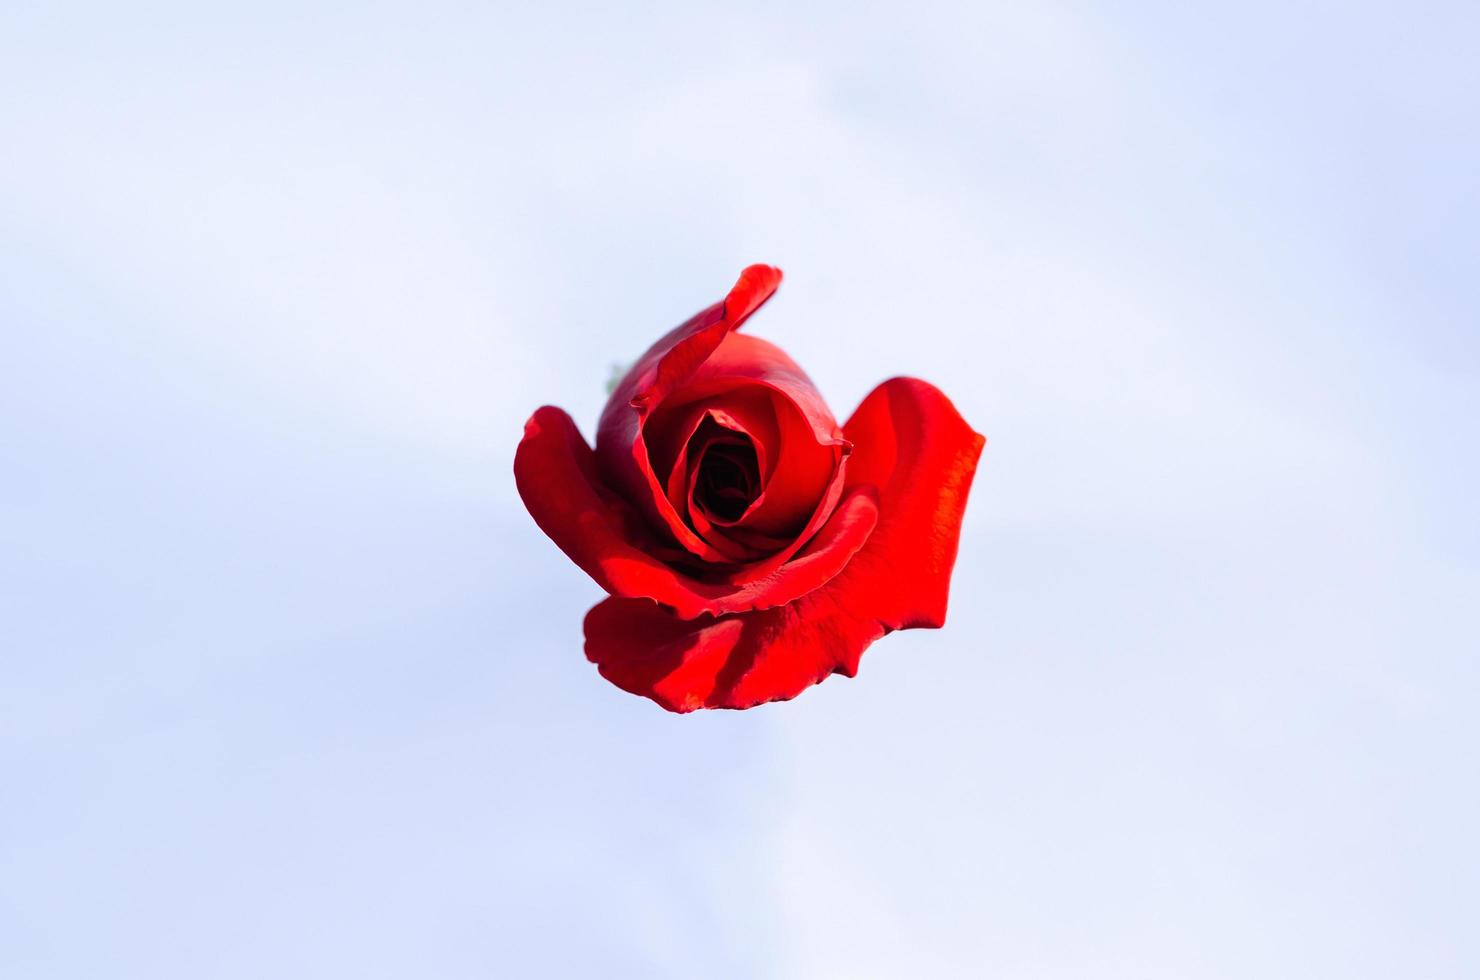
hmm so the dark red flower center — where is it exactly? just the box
[691,428,760,524]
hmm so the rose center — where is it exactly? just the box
[693,436,760,523]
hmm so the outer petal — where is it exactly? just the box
[584,378,985,711]
[515,405,879,620]
[833,377,985,630]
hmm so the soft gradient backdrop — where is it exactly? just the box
[3,2,1476,977]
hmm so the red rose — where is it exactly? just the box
[514,265,985,712]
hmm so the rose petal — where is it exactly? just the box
[705,485,878,601]
[585,589,882,714]
[515,406,880,620]
[684,332,845,450]
[584,377,985,711]
[834,377,986,630]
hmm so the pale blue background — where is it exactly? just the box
[2,2,1476,977]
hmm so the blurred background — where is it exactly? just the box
[2,2,1476,977]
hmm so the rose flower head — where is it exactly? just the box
[515,265,985,712]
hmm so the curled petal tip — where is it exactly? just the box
[724,264,784,327]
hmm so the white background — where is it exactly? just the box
[3,2,1476,977]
